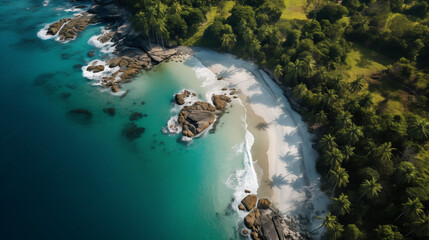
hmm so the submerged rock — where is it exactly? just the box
[68,109,93,124]
[103,107,115,116]
[122,122,145,141]
[241,194,257,211]
[129,112,143,121]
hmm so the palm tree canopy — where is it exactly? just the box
[396,161,417,184]
[360,177,382,200]
[331,193,351,216]
[402,198,424,220]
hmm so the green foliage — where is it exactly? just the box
[374,225,403,240]
[344,224,366,240]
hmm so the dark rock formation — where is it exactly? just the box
[238,204,246,211]
[239,195,309,240]
[47,18,70,35]
[175,90,191,105]
[241,194,258,211]
[122,122,145,141]
[57,13,95,41]
[103,108,115,116]
[68,109,93,124]
[88,51,95,57]
[212,94,231,110]
[129,112,143,121]
[178,102,216,138]
[87,64,105,73]
[257,198,272,210]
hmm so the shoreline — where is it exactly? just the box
[192,48,329,235]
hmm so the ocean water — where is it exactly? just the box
[0,1,255,239]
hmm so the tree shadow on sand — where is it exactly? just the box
[255,122,270,130]
[267,173,289,189]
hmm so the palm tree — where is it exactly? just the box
[221,33,236,51]
[345,98,360,113]
[248,36,261,59]
[299,57,315,77]
[350,75,366,92]
[319,134,337,152]
[396,161,418,185]
[322,89,338,109]
[358,177,382,201]
[324,147,344,170]
[286,60,301,84]
[293,83,308,100]
[377,142,396,162]
[274,65,283,79]
[315,67,329,85]
[315,110,328,124]
[359,92,373,108]
[312,212,337,233]
[408,118,429,140]
[242,27,253,52]
[172,1,182,15]
[326,222,344,240]
[331,193,351,216]
[344,124,364,145]
[411,214,429,237]
[342,145,355,161]
[329,167,350,192]
[336,111,353,129]
[330,74,346,91]
[395,198,424,222]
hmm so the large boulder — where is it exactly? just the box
[178,102,216,138]
[241,194,257,211]
[58,13,94,41]
[257,198,272,209]
[244,211,256,228]
[212,94,231,110]
[47,18,70,35]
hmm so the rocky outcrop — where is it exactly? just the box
[178,102,216,138]
[211,94,231,110]
[57,13,95,41]
[175,90,191,105]
[257,198,271,210]
[98,30,114,43]
[147,46,177,63]
[241,194,258,211]
[47,18,70,35]
[240,195,309,240]
[87,65,105,73]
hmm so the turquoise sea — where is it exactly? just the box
[0,1,254,239]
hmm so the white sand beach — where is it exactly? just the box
[193,48,330,233]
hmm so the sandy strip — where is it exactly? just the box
[193,48,329,233]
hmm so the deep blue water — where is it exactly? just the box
[0,1,249,239]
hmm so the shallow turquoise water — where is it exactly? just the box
[0,1,250,239]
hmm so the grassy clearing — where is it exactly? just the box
[280,0,307,20]
[183,1,235,46]
[337,45,409,115]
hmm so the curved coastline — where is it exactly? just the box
[192,48,330,235]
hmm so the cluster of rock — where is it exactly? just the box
[239,194,308,240]
[171,89,236,138]
[47,12,96,41]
